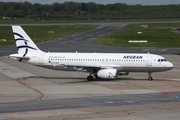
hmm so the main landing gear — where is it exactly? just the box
[87,75,94,81]
[87,69,100,81]
[148,72,153,81]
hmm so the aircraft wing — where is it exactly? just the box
[59,64,123,71]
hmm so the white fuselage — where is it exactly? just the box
[27,52,173,73]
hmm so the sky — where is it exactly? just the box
[1,0,180,5]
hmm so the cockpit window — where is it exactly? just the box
[158,59,167,62]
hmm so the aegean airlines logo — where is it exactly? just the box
[123,56,143,59]
[14,32,37,51]
[14,32,38,57]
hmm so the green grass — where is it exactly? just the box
[124,23,180,29]
[94,23,180,48]
[0,25,99,45]
[1,21,180,47]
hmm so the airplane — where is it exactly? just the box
[9,25,174,81]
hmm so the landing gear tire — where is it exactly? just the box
[87,76,94,81]
[148,72,153,81]
[148,77,153,81]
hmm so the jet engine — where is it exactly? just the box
[97,69,117,79]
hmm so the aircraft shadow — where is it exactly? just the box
[25,76,168,84]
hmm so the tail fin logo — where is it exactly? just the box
[14,32,38,56]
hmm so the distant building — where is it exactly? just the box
[2,17,11,20]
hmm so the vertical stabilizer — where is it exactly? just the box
[12,26,42,56]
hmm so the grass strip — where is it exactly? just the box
[94,23,180,48]
[0,25,98,45]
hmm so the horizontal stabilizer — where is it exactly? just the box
[9,53,30,60]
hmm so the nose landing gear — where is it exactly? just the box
[148,72,153,81]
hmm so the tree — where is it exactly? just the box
[0,2,180,20]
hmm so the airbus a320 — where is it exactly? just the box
[9,26,174,81]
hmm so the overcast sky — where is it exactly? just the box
[1,0,180,5]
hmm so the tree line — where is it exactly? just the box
[0,1,180,20]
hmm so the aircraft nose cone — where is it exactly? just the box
[169,62,174,69]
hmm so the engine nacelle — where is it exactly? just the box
[118,72,129,76]
[97,69,117,79]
